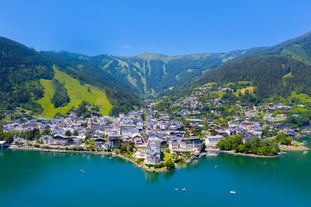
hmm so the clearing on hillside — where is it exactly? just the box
[37,67,112,118]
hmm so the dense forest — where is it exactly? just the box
[51,79,70,108]
[197,56,311,101]
[0,37,54,113]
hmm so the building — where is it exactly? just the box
[145,137,162,164]
[204,135,224,147]
[52,134,69,146]
[169,137,203,153]
[0,141,8,149]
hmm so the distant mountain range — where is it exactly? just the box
[0,37,142,116]
[91,48,265,96]
[196,31,311,101]
[1,31,311,117]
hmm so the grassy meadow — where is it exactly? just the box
[37,67,112,118]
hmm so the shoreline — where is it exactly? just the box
[8,144,309,172]
[220,150,282,158]
[279,145,309,151]
[8,145,169,173]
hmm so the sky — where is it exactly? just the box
[0,0,311,56]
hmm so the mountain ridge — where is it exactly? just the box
[1,30,311,117]
[195,31,311,102]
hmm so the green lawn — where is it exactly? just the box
[37,67,112,118]
[289,91,311,103]
[235,86,254,96]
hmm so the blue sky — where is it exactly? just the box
[0,0,311,56]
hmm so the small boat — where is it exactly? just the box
[229,190,236,194]
[174,188,179,191]
[303,151,308,155]
[182,188,187,192]
[80,169,86,173]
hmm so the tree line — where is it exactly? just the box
[216,134,280,156]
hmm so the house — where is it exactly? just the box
[205,135,224,147]
[106,135,122,148]
[93,138,106,148]
[132,134,144,146]
[70,136,85,146]
[52,134,69,146]
[40,135,53,145]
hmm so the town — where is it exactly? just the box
[1,82,310,171]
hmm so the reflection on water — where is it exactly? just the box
[144,170,175,184]
[0,143,311,207]
[300,136,311,148]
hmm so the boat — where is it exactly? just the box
[229,190,236,194]
[80,169,86,173]
[182,188,187,192]
[174,188,179,191]
[303,151,308,155]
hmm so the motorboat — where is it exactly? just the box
[229,190,236,194]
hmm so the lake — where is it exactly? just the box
[0,137,310,207]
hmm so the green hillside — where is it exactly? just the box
[92,50,259,97]
[196,55,311,102]
[37,67,112,118]
[2,31,311,118]
[43,51,142,116]
[0,37,54,113]
[192,31,311,103]
[264,31,311,65]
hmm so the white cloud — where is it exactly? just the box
[122,44,132,49]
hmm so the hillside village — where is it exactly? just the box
[1,83,310,171]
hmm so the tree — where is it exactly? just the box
[73,130,78,136]
[216,135,279,155]
[32,128,40,139]
[216,139,226,150]
[3,131,14,143]
[41,128,51,135]
[85,133,91,139]
[165,159,175,170]
[65,130,72,136]
[231,134,243,150]
[120,143,127,154]
[275,132,292,145]
[51,79,70,108]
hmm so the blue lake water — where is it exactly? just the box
[0,137,310,207]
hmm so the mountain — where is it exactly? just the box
[92,48,264,96]
[0,37,142,117]
[196,31,311,101]
[1,30,311,117]
[0,37,54,113]
[263,31,311,65]
[42,51,142,115]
